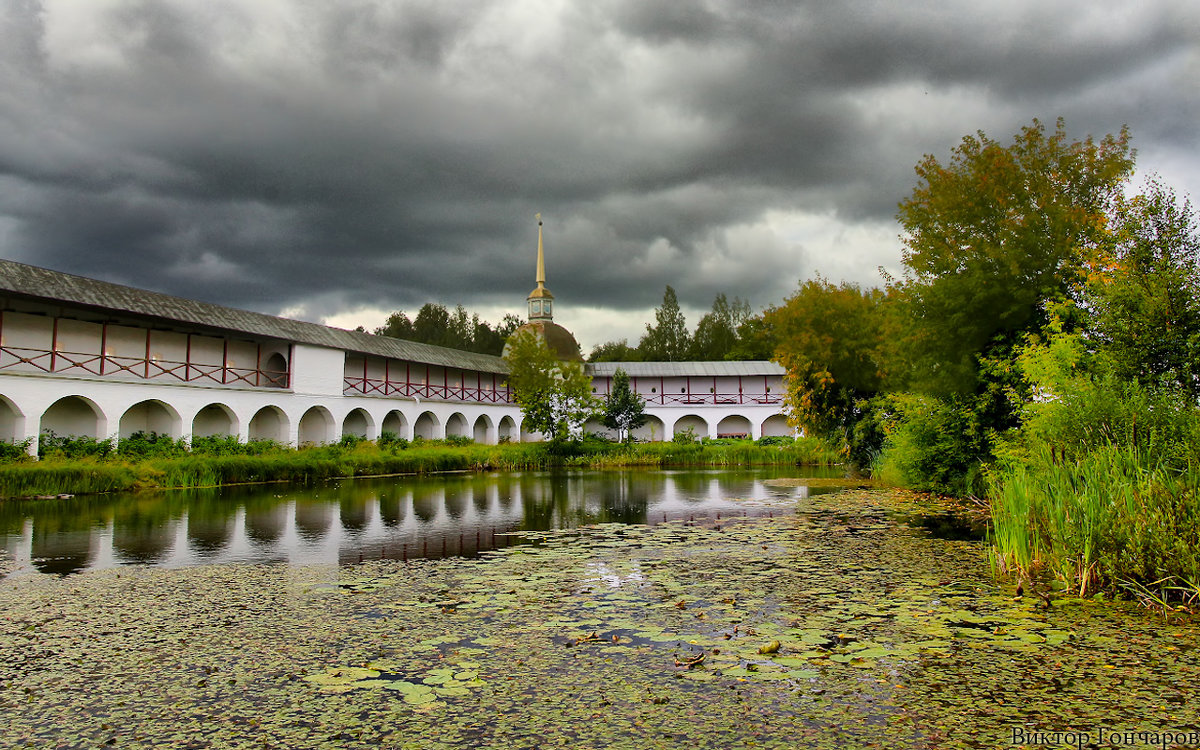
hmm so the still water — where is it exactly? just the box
[1,467,845,576]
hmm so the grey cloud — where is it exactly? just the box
[0,0,1195,331]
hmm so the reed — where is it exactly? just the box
[990,444,1200,600]
[1,436,842,497]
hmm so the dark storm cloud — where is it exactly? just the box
[0,0,1196,339]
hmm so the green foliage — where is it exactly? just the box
[873,394,987,497]
[38,431,114,460]
[896,117,1134,396]
[601,368,647,442]
[769,277,890,467]
[0,439,33,462]
[638,285,692,361]
[502,329,599,443]
[373,303,522,356]
[690,293,752,360]
[990,445,1200,599]
[587,339,642,362]
[672,427,698,445]
[1089,180,1200,395]
[117,431,188,459]
[377,431,408,450]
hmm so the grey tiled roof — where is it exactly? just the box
[584,361,784,377]
[0,259,508,373]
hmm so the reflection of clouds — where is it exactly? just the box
[585,561,646,590]
[3,470,802,575]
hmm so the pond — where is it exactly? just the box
[0,467,850,576]
[1,473,1197,749]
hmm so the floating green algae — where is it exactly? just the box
[1,488,1197,749]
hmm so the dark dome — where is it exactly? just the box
[506,320,583,361]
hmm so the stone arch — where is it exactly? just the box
[761,414,793,438]
[262,351,289,388]
[519,420,540,442]
[41,395,105,440]
[414,411,440,440]
[445,412,470,440]
[382,410,408,440]
[119,400,182,440]
[629,414,664,442]
[298,406,335,446]
[342,408,372,440]
[192,403,237,439]
[0,394,25,444]
[672,414,709,440]
[248,405,288,443]
[498,415,516,442]
[472,414,492,444]
[716,414,752,439]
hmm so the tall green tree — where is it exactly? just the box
[768,278,890,465]
[503,330,598,444]
[601,368,647,443]
[588,339,642,362]
[639,286,691,361]
[896,117,1134,395]
[691,294,752,360]
[1090,180,1200,395]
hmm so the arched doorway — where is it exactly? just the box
[472,415,492,444]
[716,414,752,439]
[414,411,439,440]
[0,395,25,444]
[262,351,289,388]
[498,415,516,443]
[192,403,236,439]
[672,414,708,440]
[41,396,104,440]
[342,408,372,440]
[382,410,408,441]
[119,400,182,440]
[630,415,664,442]
[298,406,334,445]
[248,406,288,443]
[446,413,470,440]
[761,414,793,438]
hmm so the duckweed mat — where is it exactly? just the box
[2,489,1198,749]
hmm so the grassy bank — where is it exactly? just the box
[0,435,840,498]
[989,445,1200,606]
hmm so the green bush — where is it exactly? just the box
[117,431,188,459]
[38,431,115,460]
[0,438,33,462]
[873,394,986,496]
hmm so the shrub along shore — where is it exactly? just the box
[0,432,841,499]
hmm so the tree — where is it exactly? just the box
[601,368,647,442]
[1089,180,1200,395]
[374,311,414,339]
[588,339,642,362]
[691,294,752,360]
[638,286,691,361]
[768,277,890,465]
[503,329,599,444]
[896,117,1134,395]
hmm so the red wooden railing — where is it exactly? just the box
[343,376,513,404]
[0,345,288,388]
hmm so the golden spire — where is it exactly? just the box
[535,213,546,290]
[527,213,553,320]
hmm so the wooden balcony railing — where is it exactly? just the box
[0,345,288,388]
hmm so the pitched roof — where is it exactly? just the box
[0,259,508,373]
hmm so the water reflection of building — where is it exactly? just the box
[1,472,783,576]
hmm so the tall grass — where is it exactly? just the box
[990,444,1200,599]
[0,435,842,497]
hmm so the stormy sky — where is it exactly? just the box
[1,1,1197,351]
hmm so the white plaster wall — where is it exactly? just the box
[289,344,342,396]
